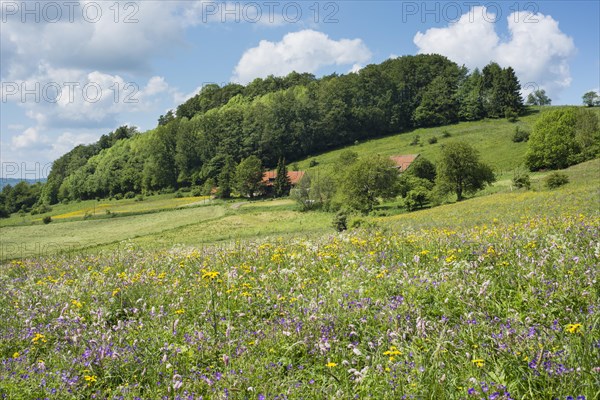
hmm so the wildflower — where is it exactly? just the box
[12,352,19,358]
[32,333,47,344]
[174,309,185,315]
[202,271,220,280]
[71,299,83,308]
[472,359,484,368]
[84,375,97,383]
[326,362,337,368]
[566,323,582,334]
[383,346,402,356]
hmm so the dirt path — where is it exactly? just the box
[230,201,246,210]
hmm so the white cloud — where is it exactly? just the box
[413,6,576,99]
[232,30,372,84]
[11,127,46,150]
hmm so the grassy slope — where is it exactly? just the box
[1,107,598,260]
[296,111,540,178]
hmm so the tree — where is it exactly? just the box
[273,158,292,197]
[457,68,484,121]
[526,89,551,106]
[414,75,459,127]
[290,173,313,211]
[158,110,175,126]
[436,141,495,201]
[341,155,399,214]
[525,108,580,170]
[235,155,264,198]
[216,156,236,198]
[582,91,600,107]
[407,156,436,183]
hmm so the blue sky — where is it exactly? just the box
[1,1,598,177]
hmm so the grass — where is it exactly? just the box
[0,159,598,398]
[296,111,542,179]
[0,194,211,228]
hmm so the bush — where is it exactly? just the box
[405,187,430,211]
[0,206,10,218]
[332,211,348,232]
[135,195,145,202]
[410,135,421,146]
[428,136,438,145]
[124,191,135,199]
[309,159,319,167]
[512,169,531,189]
[191,187,203,197]
[505,109,519,122]
[159,188,175,195]
[512,126,530,143]
[544,172,569,189]
[174,191,184,198]
[441,130,451,138]
[114,193,123,200]
[30,204,52,215]
[42,216,52,224]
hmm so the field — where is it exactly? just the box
[1,157,599,399]
[1,109,599,398]
[0,110,564,261]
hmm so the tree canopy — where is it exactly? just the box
[436,141,495,201]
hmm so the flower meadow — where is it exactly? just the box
[1,214,599,399]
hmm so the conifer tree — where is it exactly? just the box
[273,157,292,197]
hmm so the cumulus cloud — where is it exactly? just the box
[413,6,576,99]
[232,30,372,84]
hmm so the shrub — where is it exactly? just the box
[30,204,52,215]
[512,126,530,143]
[441,130,451,138]
[0,206,9,218]
[135,195,144,202]
[410,135,421,146]
[42,216,52,224]
[428,136,438,145]
[512,169,531,189]
[309,159,319,167]
[544,172,569,189]
[174,191,184,198]
[332,211,348,232]
[505,109,519,122]
[405,187,430,211]
[114,193,123,200]
[124,191,135,199]
[191,187,203,197]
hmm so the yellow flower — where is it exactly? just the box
[383,346,402,356]
[202,271,220,280]
[31,333,47,344]
[12,352,19,358]
[71,299,83,308]
[471,359,484,368]
[326,362,337,368]
[84,375,97,383]
[174,309,185,315]
[566,323,582,334]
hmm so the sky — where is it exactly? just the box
[1,0,599,178]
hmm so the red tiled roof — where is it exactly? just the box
[262,170,305,186]
[390,154,419,172]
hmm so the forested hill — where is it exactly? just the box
[41,54,524,204]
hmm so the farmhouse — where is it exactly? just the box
[262,170,305,187]
[390,154,420,172]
